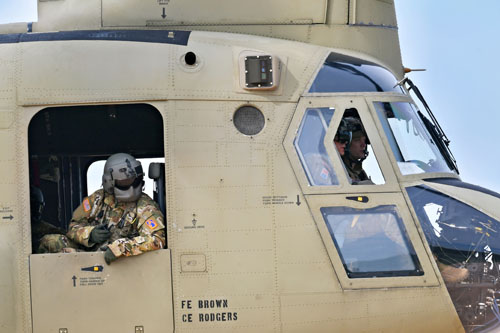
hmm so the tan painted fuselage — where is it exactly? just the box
[0,1,487,332]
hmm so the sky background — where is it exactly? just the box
[1,1,499,192]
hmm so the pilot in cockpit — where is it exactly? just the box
[339,117,374,185]
[334,119,349,157]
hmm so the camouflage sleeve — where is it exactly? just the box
[107,199,165,258]
[66,190,102,247]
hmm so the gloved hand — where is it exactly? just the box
[104,247,117,265]
[89,224,111,244]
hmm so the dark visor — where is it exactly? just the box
[115,176,143,191]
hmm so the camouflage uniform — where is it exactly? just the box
[39,189,166,258]
[342,155,369,183]
[32,220,65,253]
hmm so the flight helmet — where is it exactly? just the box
[335,119,352,144]
[343,117,369,161]
[102,153,144,202]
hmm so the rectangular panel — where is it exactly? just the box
[175,166,268,188]
[0,130,15,160]
[19,41,172,105]
[0,111,13,129]
[278,262,339,293]
[31,250,173,333]
[210,251,274,274]
[175,142,218,166]
[0,225,17,332]
[225,142,267,166]
[207,229,273,251]
[306,193,440,289]
[207,273,275,294]
[280,288,456,333]
[175,125,226,142]
[102,0,327,27]
[0,44,16,102]
[354,0,397,27]
[276,225,330,263]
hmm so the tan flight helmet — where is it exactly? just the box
[102,153,144,202]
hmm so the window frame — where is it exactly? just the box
[365,95,460,182]
[321,205,423,279]
[294,107,338,186]
[306,192,439,289]
[307,53,404,94]
[303,51,404,96]
[284,96,399,195]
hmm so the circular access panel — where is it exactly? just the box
[233,106,265,136]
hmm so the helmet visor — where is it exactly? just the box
[115,176,143,191]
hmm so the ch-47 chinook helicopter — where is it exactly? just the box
[1,0,500,332]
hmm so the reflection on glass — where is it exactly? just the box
[407,185,500,332]
[321,205,422,278]
[294,108,338,186]
[309,53,403,93]
[375,102,453,175]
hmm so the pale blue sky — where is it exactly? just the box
[1,1,499,192]
[395,1,500,193]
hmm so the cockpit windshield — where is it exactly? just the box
[375,102,454,175]
[309,53,403,93]
[407,185,500,332]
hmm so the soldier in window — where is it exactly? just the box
[341,117,373,185]
[334,119,350,157]
[38,153,166,265]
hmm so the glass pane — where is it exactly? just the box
[407,185,500,332]
[359,145,385,185]
[309,53,403,93]
[294,108,338,186]
[321,205,423,278]
[374,102,453,175]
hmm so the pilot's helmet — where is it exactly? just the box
[102,153,144,202]
[342,117,369,161]
[343,117,369,144]
[335,119,352,144]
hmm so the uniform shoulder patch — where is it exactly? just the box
[83,198,91,212]
[145,218,158,230]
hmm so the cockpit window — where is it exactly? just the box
[321,205,423,278]
[374,102,454,175]
[294,108,338,186]
[309,53,403,93]
[407,185,500,332]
